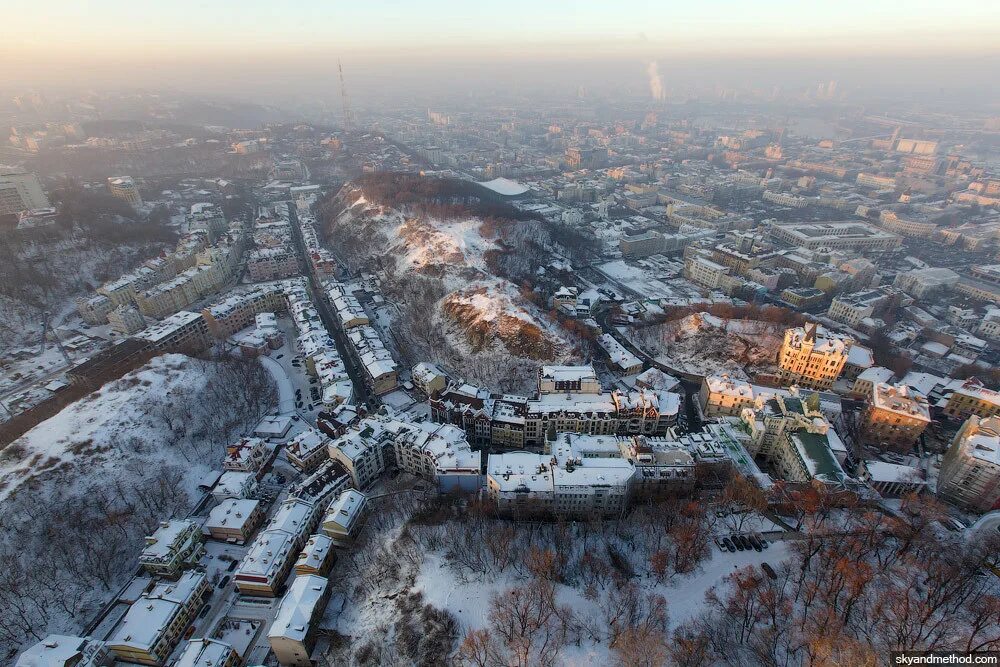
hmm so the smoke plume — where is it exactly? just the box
[647,60,664,101]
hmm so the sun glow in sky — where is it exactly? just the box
[3,0,998,93]
[7,0,1000,59]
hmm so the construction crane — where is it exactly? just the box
[39,310,72,364]
[338,59,352,133]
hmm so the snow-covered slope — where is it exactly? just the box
[328,186,575,373]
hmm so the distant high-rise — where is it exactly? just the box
[0,168,49,215]
[107,176,143,209]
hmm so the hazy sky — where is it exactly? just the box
[3,0,999,95]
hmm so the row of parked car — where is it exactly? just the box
[717,533,769,553]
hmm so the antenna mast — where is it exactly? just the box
[338,59,352,133]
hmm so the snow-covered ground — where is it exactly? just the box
[631,312,785,378]
[0,354,223,502]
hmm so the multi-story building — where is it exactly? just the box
[538,365,601,395]
[777,324,853,390]
[107,176,143,208]
[826,288,900,329]
[855,172,897,190]
[684,252,734,290]
[285,427,332,473]
[107,305,146,336]
[134,311,211,354]
[411,362,449,396]
[598,333,643,375]
[294,534,336,576]
[941,379,1000,420]
[487,446,633,517]
[861,383,931,450]
[173,639,239,667]
[223,437,269,473]
[138,520,204,578]
[741,394,851,486]
[107,572,209,666]
[893,267,960,298]
[0,168,49,214]
[699,374,755,418]
[247,247,300,282]
[76,294,115,325]
[267,575,331,667]
[321,489,368,546]
[768,222,901,254]
[16,636,112,667]
[937,415,1000,512]
[234,498,321,596]
[205,498,264,544]
[858,460,926,498]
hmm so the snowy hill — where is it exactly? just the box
[322,184,579,391]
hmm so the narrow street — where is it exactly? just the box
[285,201,376,409]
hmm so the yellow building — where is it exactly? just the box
[777,324,852,390]
[942,379,1000,420]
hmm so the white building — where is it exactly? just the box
[268,575,330,667]
[538,365,601,395]
[598,333,643,375]
[321,489,368,546]
[138,520,204,578]
[107,572,209,665]
[937,415,1000,512]
[16,636,111,667]
[234,498,320,596]
[204,498,264,544]
[0,168,49,214]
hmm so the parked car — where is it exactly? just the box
[217,575,230,589]
[721,537,735,552]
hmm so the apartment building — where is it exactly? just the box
[285,427,332,473]
[598,333,643,375]
[699,374,754,418]
[234,498,321,596]
[107,572,209,665]
[777,324,853,390]
[826,288,900,329]
[861,383,931,450]
[223,437,268,473]
[107,176,143,208]
[538,365,601,395]
[16,635,112,667]
[248,247,299,282]
[937,415,1000,512]
[267,575,331,667]
[941,379,1000,420]
[858,460,926,498]
[76,294,115,325]
[0,169,49,214]
[173,639,239,667]
[204,498,264,544]
[294,534,336,576]
[741,394,851,486]
[107,305,146,335]
[486,447,633,518]
[138,520,204,578]
[321,489,368,546]
[134,311,211,354]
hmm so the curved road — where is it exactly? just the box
[258,355,295,414]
